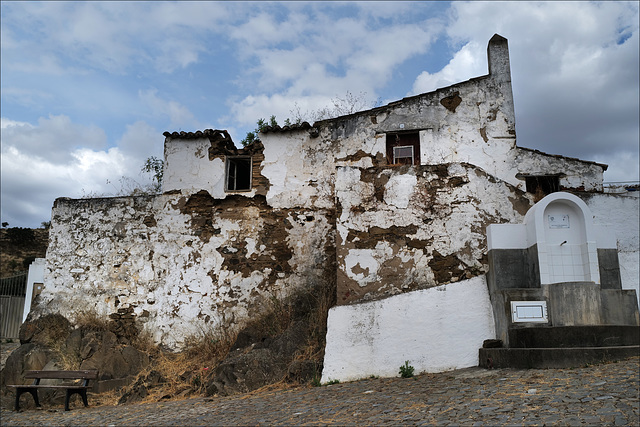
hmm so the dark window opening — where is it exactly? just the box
[386,132,420,165]
[226,157,252,191]
[525,175,559,197]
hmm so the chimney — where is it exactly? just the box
[487,34,511,83]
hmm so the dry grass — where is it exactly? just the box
[115,326,238,404]
[74,309,113,331]
[296,282,336,362]
[86,282,335,405]
[88,388,121,407]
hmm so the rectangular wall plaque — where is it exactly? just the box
[548,214,570,229]
[511,301,548,323]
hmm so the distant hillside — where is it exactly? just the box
[0,228,49,277]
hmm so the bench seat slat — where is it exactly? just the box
[24,370,98,380]
[9,385,91,389]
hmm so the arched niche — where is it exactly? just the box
[524,192,600,284]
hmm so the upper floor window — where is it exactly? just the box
[525,175,559,197]
[226,157,252,191]
[386,132,420,165]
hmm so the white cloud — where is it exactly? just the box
[1,1,229,75]
[596,150,640,184]
[227,6,441,126]
[0,114,107,163]
[117,121,164,161]
[0,115,161,227]
[409,1,639,180]
[412,41,485,93]
[139,89,198,130]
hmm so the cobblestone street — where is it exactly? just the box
[2,356,638,426]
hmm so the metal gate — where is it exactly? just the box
[0,271,27,339]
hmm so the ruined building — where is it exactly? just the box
[35,35,638,381]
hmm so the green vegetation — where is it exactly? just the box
[141,156,164,193]
[399,361,415,378]
[241,115,278,146]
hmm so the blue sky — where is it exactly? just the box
[1,1,639,228]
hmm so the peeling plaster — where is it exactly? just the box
[38,35,618,361]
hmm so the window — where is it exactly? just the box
[393,146,414,165]
[525,175,559,197]
[386,132,420,165]
[226,157,252,191]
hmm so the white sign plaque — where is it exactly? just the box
[548,214,570,229]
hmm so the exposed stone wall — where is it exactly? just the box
[40,193,335,349]
[335,163,534,305]
[513,148,605,192]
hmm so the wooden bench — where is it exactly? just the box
[9,370,99,411]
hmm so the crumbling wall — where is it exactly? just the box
[259,66,521,210]
[163,130,268,198]
[335,163,534,305]
[513,148,605,192]
[39,193,335,349]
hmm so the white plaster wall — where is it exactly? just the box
[583,192,640,305]
[511,149,605,192]
[163,138,228,198]
[321,275,495,382]
[261,131,336,209]
[23,258,45,322]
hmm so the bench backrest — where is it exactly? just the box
[24,370,99,380]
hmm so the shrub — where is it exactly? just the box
[399,361,415,378]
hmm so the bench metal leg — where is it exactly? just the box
[15,388,40,411]
[64,389,89,411]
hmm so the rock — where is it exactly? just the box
[205,320,311,396]
[79,331,149,380]
[286,359,320,383]
[117,369,166,405]
[0,343,50,391]
[19,314,71,346]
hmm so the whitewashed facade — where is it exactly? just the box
[35,35,637,379]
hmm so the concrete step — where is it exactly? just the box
[479,345,640,369]
[508,325,640,348]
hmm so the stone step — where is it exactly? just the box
[508,325,640,348]
[479,346,639,369]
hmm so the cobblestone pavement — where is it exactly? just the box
[2,357,638,426]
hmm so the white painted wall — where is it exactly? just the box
[584,192,640,306]
[23,258,45,322]
[163,138,228,198]
[321,275,496,382]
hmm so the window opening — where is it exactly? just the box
[226,157,252,191]
[525,175,559,197]
[386,132,420,165]
[393,146,414,165]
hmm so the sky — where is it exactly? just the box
[1,1,638,228]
